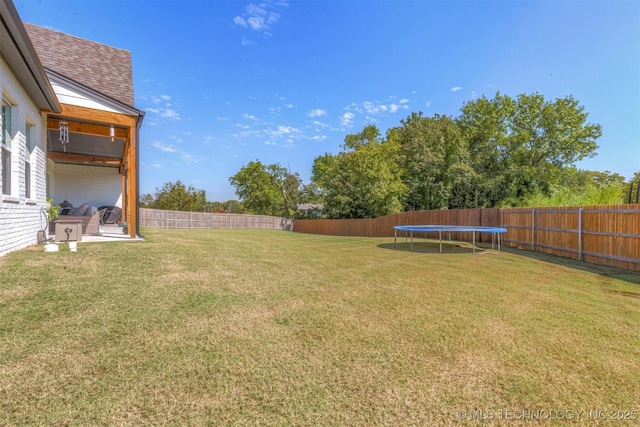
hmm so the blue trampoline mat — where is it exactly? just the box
[394,225,507,233]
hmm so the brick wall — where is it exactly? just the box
[1,55,49,257]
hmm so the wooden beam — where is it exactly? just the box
[59,104,137,128]
[47,117,128,139]
[127,124,138,238]
[47,151,122,165]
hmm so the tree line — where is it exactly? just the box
[142,92,638,218]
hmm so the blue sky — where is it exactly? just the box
[15,0,640,201]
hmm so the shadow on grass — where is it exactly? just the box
[377,240,501,255]
[499,245,640,287]
[379,239,640,287]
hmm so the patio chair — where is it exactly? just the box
[98,207,108,226]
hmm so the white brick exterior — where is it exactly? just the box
[1,56,49,257]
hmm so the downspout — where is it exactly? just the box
[135,111,146,238]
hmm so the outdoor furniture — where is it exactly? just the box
[98,205,122,224]
[54,203,102,234]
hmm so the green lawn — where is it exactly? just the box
[1,228,639,426]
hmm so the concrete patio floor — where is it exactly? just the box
[47,224,144,243]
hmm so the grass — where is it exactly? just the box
[1,228,639,426]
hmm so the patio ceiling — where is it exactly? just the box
[47,127,125,167]
[46,110,132,169]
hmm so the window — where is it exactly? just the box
[25,122,32,152]
[1,100,12,195]
[25,122,33,199]
[24,161,31,199]
[1,99,10,144]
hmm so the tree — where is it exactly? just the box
[222,200,246,213]
[144,180,207,211]
[229,160,302,217]
[521,168,627,206]
[390,113,468,210]
[457,92,602,207]
[311,125,406,218]
[627,171,640,203]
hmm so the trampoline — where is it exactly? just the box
[393,225,508,253]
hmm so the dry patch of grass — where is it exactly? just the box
[1,228,639,425]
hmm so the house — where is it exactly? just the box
[297,203,325,218]
[0,0,144,256]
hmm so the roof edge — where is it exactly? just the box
[0,1,61,113]
[46,69,144,118]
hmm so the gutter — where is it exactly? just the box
[135,110,146,238]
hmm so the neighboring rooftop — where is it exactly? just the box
[24,23,135,108]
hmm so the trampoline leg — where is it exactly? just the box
[473,231,476,254]
[439,230,442,253]
[410,231,414,251]
[394,229,397,248]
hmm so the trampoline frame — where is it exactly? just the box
[393,225,508,253]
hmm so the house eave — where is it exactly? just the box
[0,1,60,113]
[45,69,144,118]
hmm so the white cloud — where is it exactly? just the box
[148,94,171,104]
[341,112,355,128]
[451,86,463,93]
[147,107,181,121]
[363,101,379,115]
[152,140,202,166]
[163,109,181,120]
[152,142,178,153]
[307,108,327,118]
[243,113,258,120]
[272,125,302,137]
[351,98,409,117]
[233,1,288,37]
[180,153,201,165]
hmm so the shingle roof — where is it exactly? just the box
[24,23,135,108]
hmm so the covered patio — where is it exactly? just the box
[24,23,145,239]
[46,96,143,239]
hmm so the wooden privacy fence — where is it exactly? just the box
[139,206,640,271]
[293,205,640,272]
[293,209,501,243]
[501,204,640,271]
[139,208,293,231]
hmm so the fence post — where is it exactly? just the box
[578,208,583,261]
[531,209,536,251]
[165,211,168,229]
